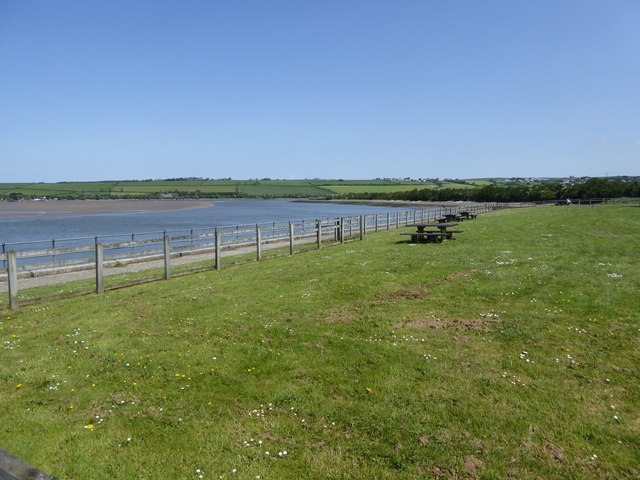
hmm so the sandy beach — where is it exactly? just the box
[0,199,213,219]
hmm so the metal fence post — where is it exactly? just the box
[7,251,18,309]
[289,222,295,255]
[164,234,171,279]
[95,241,104,294]
[215,228,221,270]
[256,226,262,261]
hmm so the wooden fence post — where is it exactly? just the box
[164,234,171,279]
[316,220,322,249]
[7,251,18,309]
[95,241,104,294]
[256,226,262,261]
[289,222,295,255]
[215,228,221,270]
[359,215,364,240]
[340,217,345,243]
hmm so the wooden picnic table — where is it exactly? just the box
[401,223,463,243]
[442,213,461,222]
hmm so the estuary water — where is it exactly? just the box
[0,199,430,246]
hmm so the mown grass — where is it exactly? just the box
[1,205,639,479]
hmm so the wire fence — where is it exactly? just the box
[1,203,505,309]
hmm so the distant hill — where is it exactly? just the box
[1,177,638,201]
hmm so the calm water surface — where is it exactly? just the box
[0,199,430,245]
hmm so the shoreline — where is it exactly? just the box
[295,198,486,208]
[0,199,213,219]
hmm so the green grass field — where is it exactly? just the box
[1,205,639,479]
[0,179,475,198]
[323,185,435,194]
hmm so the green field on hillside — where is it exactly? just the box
[440,181,478,189]
[1,205,638,479]
[323,184,435,194]
[0,179,483,199]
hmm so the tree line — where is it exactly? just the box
[341,178,640,203]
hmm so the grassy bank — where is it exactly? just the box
[1,205,638,479]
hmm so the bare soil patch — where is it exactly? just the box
[384,269,479,301]
[394,316,499,332]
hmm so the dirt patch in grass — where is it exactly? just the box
[464,455,483,474]
[324,309,356,324]
[385,269,479,301]
[543,442,565,463]
[395,316,499,332]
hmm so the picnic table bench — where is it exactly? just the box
[401,223,463,243]
[437,214,458,223]
[400,231,449,243]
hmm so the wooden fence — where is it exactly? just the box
[1,204,498,309]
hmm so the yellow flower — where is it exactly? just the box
[15,383,23,389]
[84,424,94,430]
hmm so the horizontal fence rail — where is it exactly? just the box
[1,204,503,309]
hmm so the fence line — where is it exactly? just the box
[1,204,501,309]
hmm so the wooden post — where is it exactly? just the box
[316,220,322,249]
[95,241,104,294]
[387,213,390,230]
[289,222,295,255]
[359,215,364,240]
[215,228,221,270]
[164,234,171,279]
[340,217,345,243]
[256,226,262,261]
[375,214,379,232]
[395,212,399,229]
[7,251,18,309]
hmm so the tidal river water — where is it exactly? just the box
[0,199,431,246]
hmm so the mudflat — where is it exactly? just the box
[0,199,212,219]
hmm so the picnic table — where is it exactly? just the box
[437,214,460,223]
[400,223,463,243]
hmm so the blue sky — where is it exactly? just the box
[1,0,638,182]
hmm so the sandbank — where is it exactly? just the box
[0,199,213,219]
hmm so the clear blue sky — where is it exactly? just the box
[1,0,638,182]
